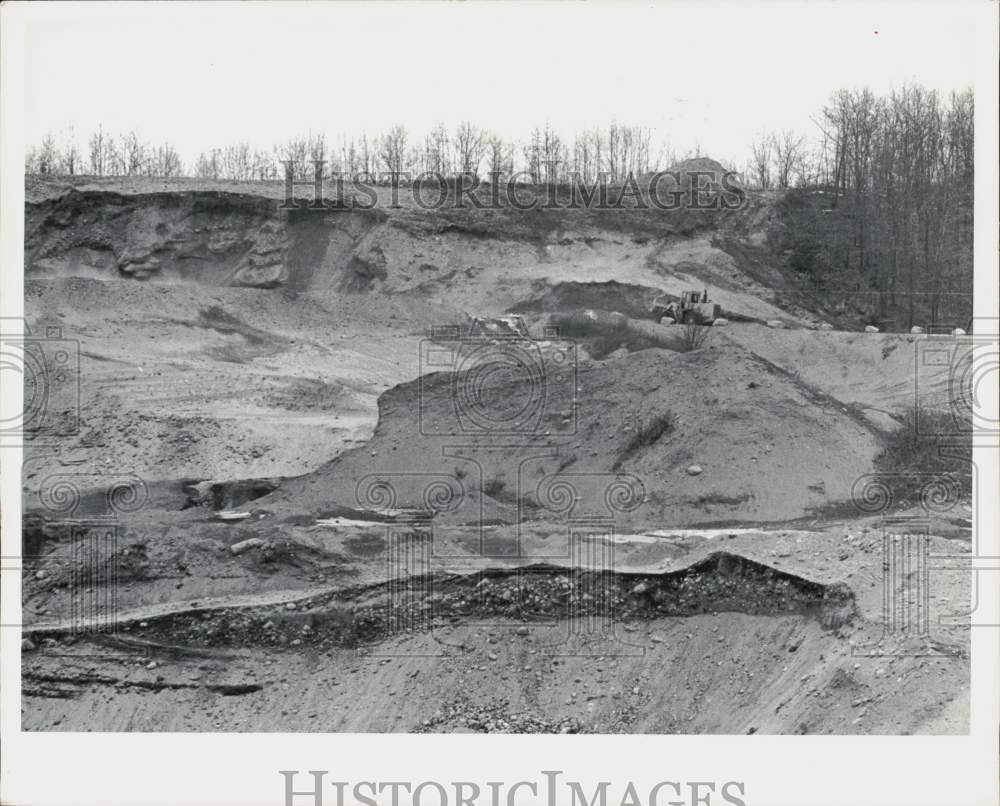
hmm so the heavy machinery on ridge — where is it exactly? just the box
[650,289,721,325]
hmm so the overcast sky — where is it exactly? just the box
[19,1,979,166]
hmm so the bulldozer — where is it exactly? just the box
[650,289,721,325]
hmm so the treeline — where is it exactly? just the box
[24,122,689,184]
[192,122,667,184]
[26,128,183,178]
[771,87,974,328]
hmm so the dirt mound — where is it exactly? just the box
[508,280,662,320]
[667,157,731,176]
[269,341,880,526]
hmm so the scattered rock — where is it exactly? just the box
[216,511,253,523]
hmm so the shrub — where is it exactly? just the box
[874,408,972,501]
[482,477,507,498]
[677,320,712,352]
[614,411,677,469]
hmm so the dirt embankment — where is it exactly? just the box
[24,176,798,318]
[269,343,882,527]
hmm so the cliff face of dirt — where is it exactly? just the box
[26,191,291,287]
[23,180,803,321]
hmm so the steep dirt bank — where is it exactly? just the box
[24,177,800,319]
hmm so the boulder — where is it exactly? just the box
[864,325,880,333]
[712,317,729,327]
[819,323,835,331]
[766,320,784,329]
[231,259,287,288]
[230,537,265,556]
[953,328,966,336]
[910,326,925,334]
[659,316,676,326]
[686,465,703,476]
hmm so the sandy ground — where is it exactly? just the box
[18,177,972,734]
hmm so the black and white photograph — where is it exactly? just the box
[1,1,997,804]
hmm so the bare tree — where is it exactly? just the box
[358,134,375,176]
[36,134,59,174]
[378,126,408,176]
[62,141,81,175]
[151,144,183,177]
[773,131,805,188]
[539,123,563,182]
[104,136,121,176]
[277,136,309,180]
[522,129,542,182]
[121,131,146,176]
[485,134,513,179]
[423,125,450,175]
[749,135,773,190]
[194,150,220,180]
[89,128,106,176]
[453,122,485,176]
[220,143,253,181]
